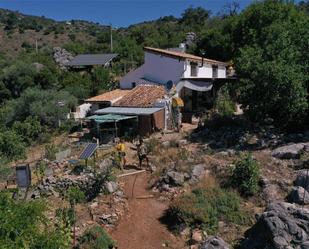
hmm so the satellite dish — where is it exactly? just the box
[165,80,173,91]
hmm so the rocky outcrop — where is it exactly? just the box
[190,164,210,183]
[35,171,117,200]
[260,177,282,202]
[271,143,309,159]
[287,186,309,205]
[240,201,309,249]
[104,181,118,194]
[153,164,209,192]
[294,170,309,191]
[53,47,73,69]
[200,236,229,249]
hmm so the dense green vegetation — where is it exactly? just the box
[196,1,309,129]
[230,153,260,196]
[169,187,248,234]
[78,225,115,249]
[0,192,71,249]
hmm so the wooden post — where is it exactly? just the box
[131,174,138,198]
[114,121,118,138]
[73,200,76,248]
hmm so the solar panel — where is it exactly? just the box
[79,143,98,159]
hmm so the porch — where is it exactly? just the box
[177,79,215,123]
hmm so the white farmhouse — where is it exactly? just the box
[120,47,229,121]
[85,47,231,136]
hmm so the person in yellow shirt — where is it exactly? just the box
[116,138,126,171]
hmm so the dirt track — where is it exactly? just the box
[111,172,186,249]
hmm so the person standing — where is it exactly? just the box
[116,138,126,171]
[137,138,149,169]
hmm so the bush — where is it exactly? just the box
[78,225,115,249]
[145,137,161,154]
[44,143,57,160]
[0,162,13,182]
[168,187,247,234]
[230,153,260,196]
[0,193,71,249]
[5,88,77,128]
[66,186,85,205]
[0,129,25,161]
[215,86,236,117]
[12,116,43,145]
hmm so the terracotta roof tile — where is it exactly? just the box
[85,89,130,103]
[114,84,166,107]
[144,47,227,66]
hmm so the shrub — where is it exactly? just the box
[168,187,247,234]
[0,129,25,161]
[78,225,115,249]
[0,193,71,249]
[0,160,12,182]
[12,116,43,145]
[230,153,260,196]
[215,86,236,117]
[145,137,161,154]
[66,186,85,205]
[45,143,57,160]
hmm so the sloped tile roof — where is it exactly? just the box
[144,47,227,66]
[114,84,166,108]
[85,89,130,103]
[67,53,118,66]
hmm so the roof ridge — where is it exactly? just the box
[144,47,227,66]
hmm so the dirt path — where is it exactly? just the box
[111,172,186,249]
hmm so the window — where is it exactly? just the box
[131,82,136,88]
[212,65,218,78]
[190,62,198,77]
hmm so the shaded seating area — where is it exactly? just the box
[86,114,138,143]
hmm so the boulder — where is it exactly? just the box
[190,164,209,183]
[167,171,185,186]
[162,141,170,148]
[104,181,118,193]
[99,159,113,170]
[287,186,309,204]
[271,143,308,159]
[177,139,188,146]
[240,201,309,249]
[32,62,44,72]
[200,236,229,249]
[191,229,203,243]
[294,170,309,191]
[53,47,73,69]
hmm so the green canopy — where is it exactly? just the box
[87,114,137,123]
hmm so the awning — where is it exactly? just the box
[95,107,164,116]
[86,114,137,123]
[176,80,213,92]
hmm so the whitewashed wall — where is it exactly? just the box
[183,61,212,78]
[183,61,226,78]
[218,65,226,78]
[120,52,185,89]
[119,65,147,89]
[143,52,185,84]
[119,51,227,89]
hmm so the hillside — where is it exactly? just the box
[0,9,111,57]
[0,7,209,62]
